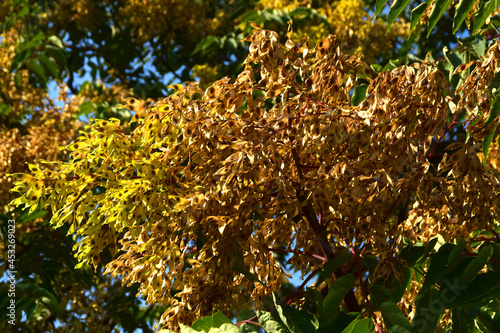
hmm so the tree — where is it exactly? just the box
[1,1,411,331]
[4,1,500,332]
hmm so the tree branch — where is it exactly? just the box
[160,44,184,82]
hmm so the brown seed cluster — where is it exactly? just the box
[10,24,500,330]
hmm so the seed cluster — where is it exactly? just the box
[10,24,500,329]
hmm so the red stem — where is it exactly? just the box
[427,114,459,160]
[267,247,327,263]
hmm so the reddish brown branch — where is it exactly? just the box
[268,247,327,263]
[427,114,459,160]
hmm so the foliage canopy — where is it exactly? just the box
[3,0,500,332]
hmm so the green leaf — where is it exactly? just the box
[45,45,67,68]
[320,273,355,327]
[437,239,466,281]
[257,311,289,333]
[240,10,264,29]
[19,209,48,224]
[457,35,486,59]
[192,36,219,56]
[369,285,394,308]
[412,288,442,333]
[39,52,59,78]
[17,30,45,53]
[14,72,22,87]
[426,0,454,38]
[14,4,30,21]
[0,99,12,117]
[407,53,423,63]
[227,37,239,52]
[423,237,439,256]
[374,0,389,17]
[493,310,500,331]
[399,244,425,267]
[476,308,494,332]
[472,0,500,35]
[273,293,319,333]
[380,301,415,332]
[22,283,65,318]
[318,310,359,333]
[363,254,379,278]
[451,308,475,332]
[442,272,500,308]
[379,56,407,73]
[380,60,398,73]
[490,243,500,273]
[47,35,65,49]
[453,0,475,33]
[420,243,454,294]
[78,101,95,117]
[289,6,314,18]
[443,44,469,89]
[392,266,411,302]
[387,0,412,31]
[409,2,430,35]
[316,251,353,287]
[351,84,368,106]
[458,245,494,285]
[484,100,500,162]
[192,311,233,332]
[238,310,259,333]
[27,59,48,85]
[239,323,259,333]
[208,324,241,333]
[483,126,498,165]
[218,36,227,49]
[306,287,323,316]
[25,301,37,321]
[180,325,203,333]
[237,309,256,323]
[341,317,375,333]
[370,64,382,74]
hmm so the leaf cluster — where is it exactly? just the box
[4,1,500,332]
[9,15,500,330]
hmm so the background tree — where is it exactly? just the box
[0,3,162,331]
[3,0,500,332]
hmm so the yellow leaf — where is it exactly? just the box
[8,172,32,180]
[168,83,185,92]
[248,21,262,30]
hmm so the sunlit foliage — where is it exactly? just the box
[4,0,500,331]
[10,16,500,330]
[0,8,158,331]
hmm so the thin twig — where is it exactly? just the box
[268,247,327,263]
[427,114,459,160]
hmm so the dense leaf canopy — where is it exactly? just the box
[2,0,500,332]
